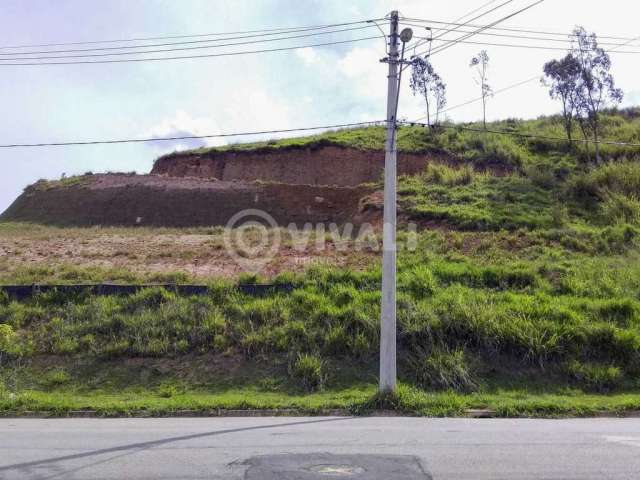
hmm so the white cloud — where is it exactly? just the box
[145,110,226,150]
[337,46,387,101]
[296,47,320,65]
[224,89,292,133]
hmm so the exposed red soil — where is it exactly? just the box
[2,146,508,230]
[1,174,373,228]
[152,145,507,186]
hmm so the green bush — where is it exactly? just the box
[157,383,185,398]
[410,348,478,393]
[601,192,640,224]
[422,164,474,186]
[571,161,640,201]
[401,265,437,298]
[42,369,71,387]
[122,288,175,313]
[460,132,530,167]
[0,324,19,360]
[566,361,623,393]
[289,353,326,392]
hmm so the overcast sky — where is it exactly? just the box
[1,0,638,212]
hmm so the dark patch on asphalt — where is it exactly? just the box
[242,453,431,479]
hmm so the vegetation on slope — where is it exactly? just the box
[3,111,640,416]
[157,108,640,169]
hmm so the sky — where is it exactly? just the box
[0,0,639,212]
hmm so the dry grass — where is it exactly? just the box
[0,223,379,282]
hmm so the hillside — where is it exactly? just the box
[2,110,640,416]
[0,173,370,228]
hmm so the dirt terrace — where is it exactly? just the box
[152,145,470,186]
[0,225,379,280]
[1,174,373,228]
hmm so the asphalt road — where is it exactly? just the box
[1,417,640,479]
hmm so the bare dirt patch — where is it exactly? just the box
[0,224,380,281]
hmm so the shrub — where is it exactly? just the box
[592,299,639,326]
[401,265,437,298]
[289,353,326,392]
[571,161,640,217]
[0,324,20,360]
[422,164,474,186]
[600,224,639,253]
[42,369,71,387]
[122,288,175,313]
[410,348,478,393]
[461,132,529,167]
[566,361,623,393]
[525,164,557,189]
[601,192,640,224]
[157,383,185,398]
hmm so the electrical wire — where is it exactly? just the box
[409,23,639,123]
[422,0,546,58]
[0,35,379,66]
[0,24,377,58]
[428,0,517,45]
[401,22,640,49]
[367,19,389,55]
[0,121,385,148]
[427,37,640,54]
[410,76,541,123]
[0,25,376,62]
[402,17,639,43]
[400,121,640,147]
[441,0,507,27]
[0,19,383,50]
[405,0,517,54]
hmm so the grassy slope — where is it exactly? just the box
[3,109,640,416]
[157,108,640,166]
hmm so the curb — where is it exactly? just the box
[3,408,640,419]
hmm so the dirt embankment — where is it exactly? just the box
[1,174,372,227]
[152,145,468,186]
[2,145,503,228]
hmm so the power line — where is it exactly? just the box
[426,37,640,54]
[0,24,377,58]
[0,19,383,50]
[401,22,640,49]
[446,76,540,116]
[424,0,546,58]
[405,0,517,54]
[0,121,384,148]
[402,17,639,42]
[408,75,540,122]
[410,28,638,123]
[444,0,507,26]
[400,121,640,147]
[0,35,379,66]
[432,0,516,43]
[0,25,376,61]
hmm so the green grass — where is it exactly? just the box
[3,357,640,417]
[4,109,640,416]
[399,170,556,230]
[159,108,640,171]
[2,244,640,416]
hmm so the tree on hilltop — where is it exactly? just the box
[410,56,447,128]
[470,50,492,130]
[542,54,582,147]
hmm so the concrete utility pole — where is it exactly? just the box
[380,11,412,394]
[380,11,400,394]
